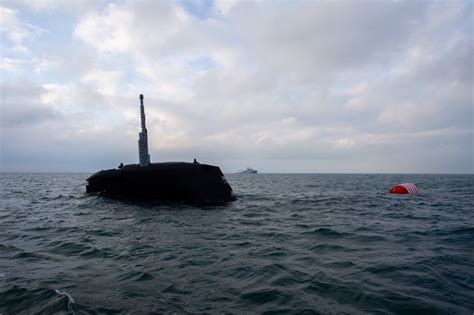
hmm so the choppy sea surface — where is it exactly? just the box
[0,173,473,314]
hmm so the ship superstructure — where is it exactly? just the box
[237,167,258,174]
[138,94,151,167]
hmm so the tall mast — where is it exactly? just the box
[138,94,151,166]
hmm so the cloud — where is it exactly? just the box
[0,57,23,72]
[81,68,124,95]
[0,0,472,173]
[0,6,40,53]
[2,0,104,13]
[0,80,59,127]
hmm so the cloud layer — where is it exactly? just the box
[1,0,472,173]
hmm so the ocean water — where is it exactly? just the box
[0,173,473,314]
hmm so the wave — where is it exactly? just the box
[0,286,125,314]
[240,288,292,306]
[0,287,73,314]
[9,251,57,262]
[302,227,348,237]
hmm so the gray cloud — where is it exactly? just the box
[0,0,472,173]
[0,80,60,127]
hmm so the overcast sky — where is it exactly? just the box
[0,0,472,173]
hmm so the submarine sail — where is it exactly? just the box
[138,94,150,167]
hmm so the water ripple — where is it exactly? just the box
[0,173,473,313]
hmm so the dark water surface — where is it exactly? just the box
[1,173,473,314]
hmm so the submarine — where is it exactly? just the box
[86,94,236,203]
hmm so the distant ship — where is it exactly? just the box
[237,167,258,174]
[86,94,236,203]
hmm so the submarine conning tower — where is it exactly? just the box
[138,94,151,167]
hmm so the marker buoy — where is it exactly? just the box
[389,183,418,194]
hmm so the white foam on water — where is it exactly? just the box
[55,289,75,314]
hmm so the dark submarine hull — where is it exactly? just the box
[86,162,236,203]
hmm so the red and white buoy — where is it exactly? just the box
[389,183,418,194]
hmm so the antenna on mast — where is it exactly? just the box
[138,94,151,166]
